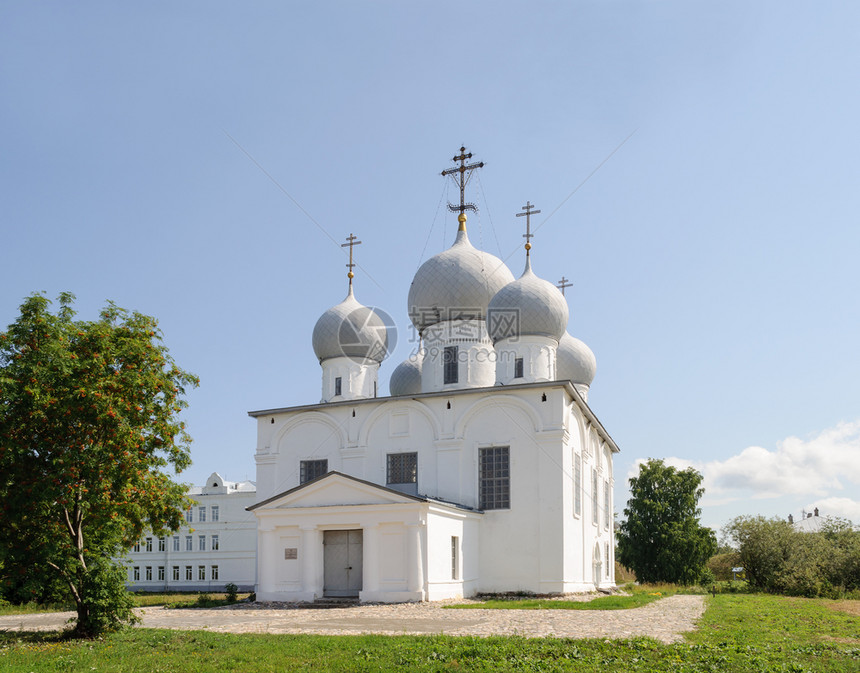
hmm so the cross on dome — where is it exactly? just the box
[341,233,362,288]
[557,276,572,296]
[441,146,484,231]
[516,201,541,256]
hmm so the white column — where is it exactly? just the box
[362,524,380,597]
[258,524,276,598]
[407,522,425,598]
[301,524,320,600]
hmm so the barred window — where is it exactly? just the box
[479,446,510,510]
[514,357,524,379]
[387,452,417,485]
[300,459,328,484]
[172,566,179,581]
[443,346,458,384]
[605,544,610,577]
[592,469,599,526]
[574,452,582,517]
[334,376,342,396]
[211,506,219,522]
[603,479,610,530]
[451,536,460,580]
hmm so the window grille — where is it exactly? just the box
[592,469,599,526]
[443,346,458,384]
[386,452,417,485]
[451,536,460,580]
[574,452,582,517]
[514,357,524,379]
[300,459,328,484]
[604,479,610,530]
[334,376,342,396]
[479,446,510,510]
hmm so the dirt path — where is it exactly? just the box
[0,594,706,644]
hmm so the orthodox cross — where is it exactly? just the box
[516,201,541,255]
[341,233,362,287]
[441,146,484,228]
[557,276,572,296]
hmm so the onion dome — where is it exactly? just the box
[487,257,569,343]
[557,332,597,387]
[312,286,389,364]
[389,350,423,396]
[408,225,514,333]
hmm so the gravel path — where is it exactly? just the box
[0,595,706,644]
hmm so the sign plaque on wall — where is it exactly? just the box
[284,548,298,560]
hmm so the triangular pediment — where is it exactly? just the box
[248,472,424,511]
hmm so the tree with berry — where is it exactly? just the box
[0,293,198,636]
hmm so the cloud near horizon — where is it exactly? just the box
[628,420,860,523]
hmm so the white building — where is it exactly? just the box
[125,472,257,591]
[249,149,618,603]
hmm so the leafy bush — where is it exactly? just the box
[225,583,239,603]
[74,557,138,637]
[707,551,740,581]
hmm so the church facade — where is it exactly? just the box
[249,149,618,602]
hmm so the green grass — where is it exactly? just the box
[446,583,687,610]
[0,593,250,615]
[0,594,858,671]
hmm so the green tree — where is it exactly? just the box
[616,458,717,584]
[0,293,198,637]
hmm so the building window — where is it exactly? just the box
[300,459,328,484]
[145,537,153,553]
[145,566,152,581]
[185,507,193,523]
[211,506,219,522]
[334,376,342,396]
[451,536,460,580]
[211,565,219,581]
[173,536,180,552]
[443,346,458,384]
[479,446,510,510]
[211,535,219,551]
[185,566,192,581]
[592,469,599,526]
[199,535,206,551]
[605,544,610,577]
[158,537,166,552]
[133,542,140,553]
[198,566,205,581]
[133,566,140,581]
[386,452,418,488]
[185,535,193,551]
[172,566,179,581]
[514,357,524,379]
[574,452,582,517]
[158,566,165,581]
[603,479,610,530]
[198,506,206,523]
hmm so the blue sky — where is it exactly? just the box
[2,1,859,532]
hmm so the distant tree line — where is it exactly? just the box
[722,515,860,598]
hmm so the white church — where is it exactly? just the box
[248,148,618,602]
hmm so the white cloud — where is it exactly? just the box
[628,421,860,522]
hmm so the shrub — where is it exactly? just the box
[224,583,238,603]
[707,552,740,581]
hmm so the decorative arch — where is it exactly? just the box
[273,411,346,454]
[356,399,442,447]
[592,541,603,587]
[453,394,543,438]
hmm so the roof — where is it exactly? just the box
[248,379,620,454]
[247,470,482,513]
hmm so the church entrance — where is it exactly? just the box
[323,530,363,597]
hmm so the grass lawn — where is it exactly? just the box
[0,593,251,615]
[446,583,681,611]
[1,594,858,671]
